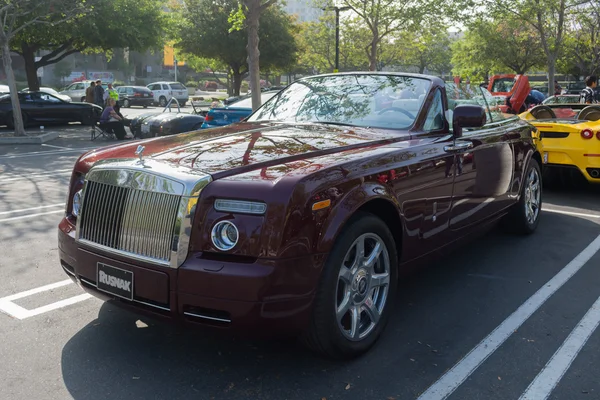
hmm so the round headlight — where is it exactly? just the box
[211,221,239,251]
[72,189,82,217]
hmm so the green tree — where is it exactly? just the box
[176,0,297,96]
[488,0,591,96]
[451,17,545,79]
[13,0,167,91]
[0,0,87,136]
[391,23,453,74]
[558,8,600,77]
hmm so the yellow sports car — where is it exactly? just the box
[519,104,600,183]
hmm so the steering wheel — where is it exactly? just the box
[377,107,415,119]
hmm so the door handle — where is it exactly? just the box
[444,142,473,153]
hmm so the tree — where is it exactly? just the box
[176,0,297,96]
[339,0,439,71]
[488,0,591,97]
[0,0,87,136]
[451,16,545,79]
[391,23,454,74]
[558,5,600,77]
[13,0,167,91]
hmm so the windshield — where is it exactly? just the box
[248,74,431,129]
[446,83,506,125]
[170,83,186,90]
[491,78,515,93]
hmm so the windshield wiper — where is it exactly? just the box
[315,121,361,128]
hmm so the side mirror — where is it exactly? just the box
[453,105,486,138]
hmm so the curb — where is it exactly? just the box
[0,131,60,145]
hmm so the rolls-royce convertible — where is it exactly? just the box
[58,73,543,358]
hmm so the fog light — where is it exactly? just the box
[211,221,239,251]
[72,189,83,217]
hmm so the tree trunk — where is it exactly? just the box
[246,2,261,111]
[547,57,556,98]
[21,43,40,91]
[2,40,26,136]
[368,40,377,71]
[232,71,243,96]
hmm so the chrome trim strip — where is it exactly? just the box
[133,299,170,312]
[78,239,170,267]
[61,264,76,277]
[183,311,231,323]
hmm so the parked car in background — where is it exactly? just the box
[146,81,189,107]
[520,103,600,183]
[22,87,72,102]
[59,72,542,359]
[129,99,205,138]
[0,85,9,94]
[60,81,108,102]
[0,91,101,128]
[116,86,154,108]
[201,91,279,129]
[565,81,586,95]
[542,95,581,105]
[487,74,530,113]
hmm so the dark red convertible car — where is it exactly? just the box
[59,73,542,358]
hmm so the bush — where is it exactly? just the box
[185,80,197,89]
[112,80,125,87]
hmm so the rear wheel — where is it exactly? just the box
[80,96,85,102]
[123,99,131,108]
[302,212,398,359]
[159,96,167,107]
[180,101,186,107]
[501,158,542,234]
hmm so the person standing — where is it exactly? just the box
[580,76,597,104]
[554,81,562,96]
[104,83,120,112]
[93,80,105,108]
[85,81,95,103]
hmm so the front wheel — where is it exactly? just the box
[302,212,398,359]
[159,96,167,107]
[501,158,542,234]
[123,99,131,108]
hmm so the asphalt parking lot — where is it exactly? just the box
[0,132,599,400]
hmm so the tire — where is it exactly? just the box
[159,96,167,107]
[180,102,186,107]
[123,99,131,108]
[301,212,398,359]
[143,105,148,109]
[80,96,86,102]
[501,158,542,234]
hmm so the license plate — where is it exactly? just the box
[141,124,149,133]
[96,262,133,300]
[144,94,148,97]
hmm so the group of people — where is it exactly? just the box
[84,80,129,140]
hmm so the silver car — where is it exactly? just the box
[60,81,107,102]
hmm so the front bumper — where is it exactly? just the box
[58,218,320,334]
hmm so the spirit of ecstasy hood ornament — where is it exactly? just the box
[135,145,145,164]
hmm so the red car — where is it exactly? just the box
[59,73,542,358]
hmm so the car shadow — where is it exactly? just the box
[60,211,600,400]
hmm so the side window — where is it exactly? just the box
[127,88,134,94]
[162,84,169,90]
[423,90,444,131]
[76,83,85,90]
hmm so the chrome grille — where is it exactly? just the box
[79,180,181,264]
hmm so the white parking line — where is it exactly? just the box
[0,279,92,320]
[41,144,71,150]
[519,294,600,400]
[0,203,64,215]
[417,233,600,400]
[543,207,600,219]
[0,209,64,223]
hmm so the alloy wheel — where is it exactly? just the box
[524,167,541,225]
[335,233,390,341]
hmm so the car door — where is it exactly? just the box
[34,93,68,122]
[392,88,457,262]
[447,85,516,232]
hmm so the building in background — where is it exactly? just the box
[283,0,322,22]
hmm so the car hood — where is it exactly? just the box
[147,122,410,179]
